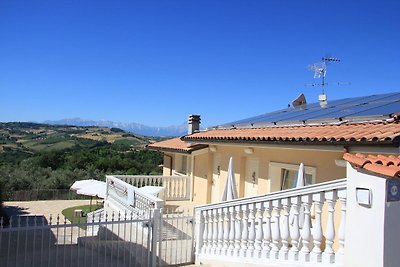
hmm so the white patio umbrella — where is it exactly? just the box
[221,157,238,201]
[70,179,107,211]
[290,163,306,227]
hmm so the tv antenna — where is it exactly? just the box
[305,56,350,107]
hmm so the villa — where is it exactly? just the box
[147,92,400,205]
[2,92,400,267]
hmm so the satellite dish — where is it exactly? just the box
[292,93,307,107]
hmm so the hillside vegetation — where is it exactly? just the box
[0,122,164,199]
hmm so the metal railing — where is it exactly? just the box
[3,189,89,201]
[0,212,153,267]
[0,208,196,267]
[113,175,191,201]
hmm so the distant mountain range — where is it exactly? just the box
[43,118,188,137]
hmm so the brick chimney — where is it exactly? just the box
[188,115,201,135]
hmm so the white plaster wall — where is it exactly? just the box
[345,163,400,267]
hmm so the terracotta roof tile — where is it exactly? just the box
[147,137,207,154]
[182,121,400,144]
[343,153,400,178]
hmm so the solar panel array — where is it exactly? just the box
[216,92,400,128]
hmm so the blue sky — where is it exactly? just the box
[0,0,399,127]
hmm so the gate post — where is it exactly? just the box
[151,208,161,267]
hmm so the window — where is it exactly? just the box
[268,162,316,192]
[281,168,313,190]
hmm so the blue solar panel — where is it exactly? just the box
[217,92,400,128]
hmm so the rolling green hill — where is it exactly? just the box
[0,122,153,154]
[0,122,165,200]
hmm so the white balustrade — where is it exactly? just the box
[247,203,256,258]
[270,199,281,259]
[222,207,230,255]
[240,204,249,257]
[254,203,264,258]
[110,175,191,201]
[311,192,325,262]
[322,190,337,264]
[279,198,290,260]
[299,194,312,262]
[289,196,300,261]
[336,189,347,264]
[194,178,347,266]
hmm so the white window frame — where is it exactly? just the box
[268,162,316,192]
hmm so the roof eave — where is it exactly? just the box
[181,138,399,147]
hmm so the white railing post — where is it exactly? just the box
[299,194,312,262]
[150,208,161,267]
[270,199,281,259]
[322,190,337,264]
[212,209,218,254]
[279,197,291,260]
[311,192,325,262]
[222,207,230,256]
[228,206,236,256]
[196,210,205,258]
[207,209,213,254]
[262,201,272,258]
[239,204,249,257]
[217,208,224,255]
[247,203,256,258]
[254,202,264,258]
[234,205,242,257]
[201,211,209,254]
[336,188,346,264]
[289,195,300,261]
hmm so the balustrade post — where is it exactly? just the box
[247,203,256,258]
[212,209,219,254]
[217,208,224,255]
[262,201,272,258]
[289,196,300,261]
[299,194,312,262]
[222,207,230,256]
[195,210,205,258]
[207,209,213,254]
[336,189,346,264]
[239,204,249,257]
[228,206,236,256]
[311,192,325,262]
[270,199,281,259]
[279,198,291,260]
[322,190,337,264]
[201,210,209,254]
[254,202,264,259]
[234,205,242,257]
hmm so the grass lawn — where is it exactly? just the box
[62,204,100,229]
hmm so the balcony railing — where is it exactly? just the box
[194,178,347,266]
[106,175,164,218]
[112,175,191,201]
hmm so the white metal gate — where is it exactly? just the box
[156,210,195,266]
[0,212,152,267]
[0,209,195,267]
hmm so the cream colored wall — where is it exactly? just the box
[204,145,346,202]
[163,145,346,205]
[191,152,210,205]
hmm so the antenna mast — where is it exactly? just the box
[306,56,348,107]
